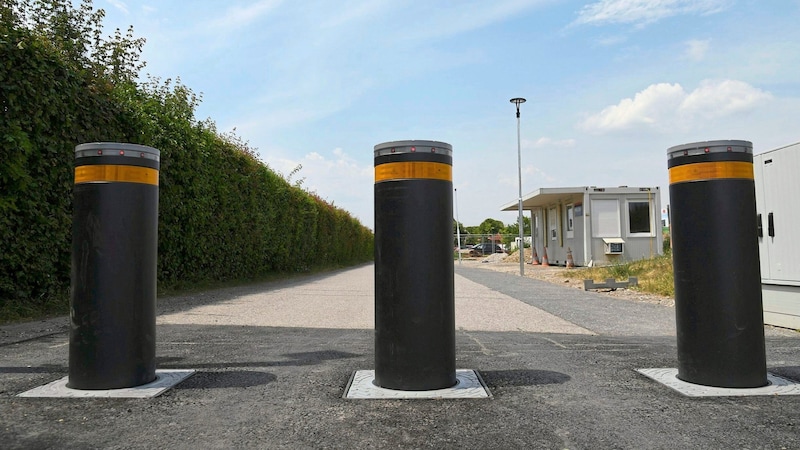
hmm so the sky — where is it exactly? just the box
[96,0,800,229]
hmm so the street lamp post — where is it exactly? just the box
[510,97,526,277]
[455,188,462,265]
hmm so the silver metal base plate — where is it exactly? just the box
[636,368,800,397]
[17,369,196,398]
[344,369,491,399]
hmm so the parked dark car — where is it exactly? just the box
[469,243,504,257]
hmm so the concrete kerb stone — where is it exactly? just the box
[343,369,491,399]
[17,369,195,398]
[636,368,800,397]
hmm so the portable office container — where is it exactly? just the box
[501,186,662,266]
[754,142,800,329]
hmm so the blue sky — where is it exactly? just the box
[98,0,800,228]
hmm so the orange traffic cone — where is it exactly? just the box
[541,246,550,267]
[530,247,540,265]
[566,247,575,268]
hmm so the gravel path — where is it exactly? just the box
[457,256,675,307]
[456,258,797,337]
[158,264,592,335]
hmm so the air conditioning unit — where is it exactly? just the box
[603,238,625,255]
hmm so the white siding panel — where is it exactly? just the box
[757,143,800,282]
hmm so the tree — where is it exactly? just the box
[504,216,531,236]
[477,218,505,235]
[2,0,146,83]
[462,225,481,245]
[503,216,531,247]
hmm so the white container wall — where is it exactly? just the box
[754,142,800,329]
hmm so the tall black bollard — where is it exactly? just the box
[374,140,456,391]
[667,140,767,388]
[69,142,160,389]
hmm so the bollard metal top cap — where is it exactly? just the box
[667,140,752,159]
[374,140,452,158]
[75,142,160,161]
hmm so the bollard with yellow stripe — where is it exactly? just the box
[668,140,754,184]
[69,142,160,390]
[373,140,456,391]
[667,140,767,388]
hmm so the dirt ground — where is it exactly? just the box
[456,251,675,308]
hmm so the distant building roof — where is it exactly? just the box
[500,186,658,211]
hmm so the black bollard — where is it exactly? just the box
[667,140,767,388]
[69,142,160,389]
[374,140,456,391]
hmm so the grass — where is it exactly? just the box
[0,295,70,325]
[561,252,675,297]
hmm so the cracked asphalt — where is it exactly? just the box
[2,263,799,449]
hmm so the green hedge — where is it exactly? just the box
[0,2,373,321]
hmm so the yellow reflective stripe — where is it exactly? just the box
[669,161,753,184]
[75,165,159,186]
[375,161,452,182]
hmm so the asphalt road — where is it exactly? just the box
[2,263,799,449]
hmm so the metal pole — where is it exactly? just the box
[511,97,526,276]
[455,188,462,265]
[531,210,536,257]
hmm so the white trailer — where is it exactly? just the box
[501,186,662,267]
[754,141,800,329]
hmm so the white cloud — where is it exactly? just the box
[582,82,685,131]
[593,34,629,46]
[261,147,374,222]
[532,137,576,148]
[210,0,283,29]
[321,0,388,28]
[497,164,557,189]
[306,152,324,161]
[107,0,129,15]
[402,0,550,42]
[679,79,772,119]
[573,0,731,27]
[685,39,710,61]
[232,105,333,136]
[581,79,772,132]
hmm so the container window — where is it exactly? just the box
[566,204,574,231]
[628,200,652,235]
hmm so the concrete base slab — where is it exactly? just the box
[17,369,195,398]
[344,369,491,399]
[636,368,800,397]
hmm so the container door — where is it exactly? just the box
[759,145,800,283]
[753,154,770,279]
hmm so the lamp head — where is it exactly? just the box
[510,97,526,117]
